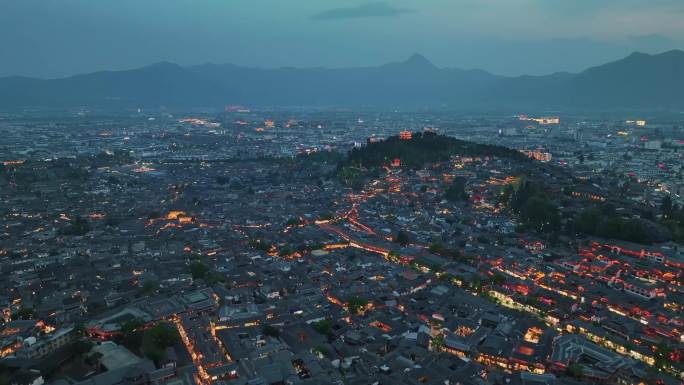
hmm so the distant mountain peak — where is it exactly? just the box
[402,53,436,69]
[600,49,684,71]
[626,51,649,58]
[658,49,684,58]
[143,61,184,71]
[625,49,684,60]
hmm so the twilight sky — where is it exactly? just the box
[1,0,683,78]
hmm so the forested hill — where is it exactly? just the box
[344,131,529,169]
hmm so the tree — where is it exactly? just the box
[575,210,667,244]
[469,275,482,293]
[250,238,273,252]
[190,261,209,280]
[661,195,673,218]
[566,363,583,379]
[312,345,330,358]
[524,296,539,307]
[117,318,146,353]
[498,184,514,206]
[141,323,179,365]
[489,273,506,286]
[313,319,332,335]
[444,177,468,202]
[74,323,86,337]
[11,307,34,320]
[431,336,445,349]
[510,180,536,212]
[120,318,145,335]
[279,245,294,257]
[429,242,463,261]
[520,195,560,233]
[0,363,10,385]
[139,280,158,295]
[575,207,601,234]
[205,272,226,285]
[59,216,91,236]
[654,342,674,370]
[394,230,410,247]
[429,242,445,255]
[262,325,280,338]
[347,296,368,315]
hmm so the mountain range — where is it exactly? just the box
[1,50,683,110]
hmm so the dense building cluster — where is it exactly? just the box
[0,111,682,385]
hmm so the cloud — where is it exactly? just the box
[311,2,415,21]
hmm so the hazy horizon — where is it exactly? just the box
[2,0,684,79]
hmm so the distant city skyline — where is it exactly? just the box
[1,0,683,78]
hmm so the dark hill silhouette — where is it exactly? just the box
[564,50,684,108]
[0,50,682,110]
